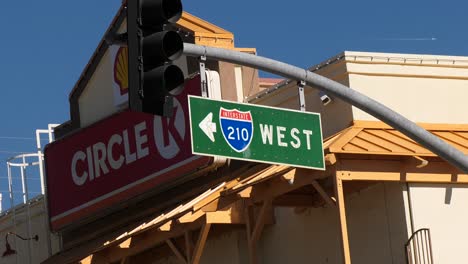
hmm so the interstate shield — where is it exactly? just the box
[219,107,253,152]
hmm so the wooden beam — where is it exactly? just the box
[201,194,239,212]
[238,186,253,198]
[325,153,338,165]
[118,238,132,249]
[339,170,468,183]
[412,156,428,168]
[88,218,205,263]
[281,171,295,182]
[251,200,272,245]
[230,166,294,192]
[158,220,173,231]
[206,201,245,224]
[328,127,363,153]
[242,200,275,264]
[273,194,316,207]
[80,252,109,264]
[244,205,257,264]
[192,189,222,212]
[178,209,206,224]
[334,173,351,264]
[191,224,212,264]
[311,180,336,207]
[185,231,193,264]
[247,168,329,204]
[79,256,92,264]
[337,159,466,184]
[81,255,112,264]
[203,167,329,214]
[166,239,188,264]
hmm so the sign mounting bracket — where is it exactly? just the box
[199,55,208,98]
[297,80,306,112]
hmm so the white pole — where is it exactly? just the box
[36,129,46,195]
[7,163,14,209]
[20,157,28,204]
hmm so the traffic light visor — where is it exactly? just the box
[143,30,183,62]
[140,0,183,25]
[143,64,184,97]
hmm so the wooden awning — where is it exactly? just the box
[46,120,468,264]
[327,121,468,156]
[76,164,329,264]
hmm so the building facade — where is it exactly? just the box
[39,3,468,264]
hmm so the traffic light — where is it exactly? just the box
[127,0,185,116]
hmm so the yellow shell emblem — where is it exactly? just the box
[114,47,128,95]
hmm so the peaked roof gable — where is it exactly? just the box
[326,121,468,156]
[57,3,235,139]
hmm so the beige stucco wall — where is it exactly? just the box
[408,183,468,263]
[0,198,60,264]
[200,231,244,264]
[78,48,117,128]
[345,51,468,123]
[185,182,409,264]
[258,182,408,264]
[148,231,243,264]
[250,51,468,134]
[78,22,128,128]
[249,61,353,139]
[198,51,468,263]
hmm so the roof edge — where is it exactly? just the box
[353,120,468,131]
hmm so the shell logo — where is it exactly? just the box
[113,47,128,95]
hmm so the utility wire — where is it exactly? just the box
[0,136,35,140]
[0,136,51,141]
[0,150,28,154]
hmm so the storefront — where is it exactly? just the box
[42,3,468,264]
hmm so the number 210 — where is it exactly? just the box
[227,127,249,141]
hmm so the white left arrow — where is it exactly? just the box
[199,112,217,142]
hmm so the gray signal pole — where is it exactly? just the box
[183,43,468,173]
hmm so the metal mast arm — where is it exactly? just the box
[183,43,468,173]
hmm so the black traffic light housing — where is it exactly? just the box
[127,0,185,116]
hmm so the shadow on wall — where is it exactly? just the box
[258,182,410,263]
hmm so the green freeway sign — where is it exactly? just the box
[188,96,325,170]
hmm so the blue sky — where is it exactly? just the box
[0,0,467,209]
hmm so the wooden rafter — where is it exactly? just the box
[243,199,273,264]
[185,231,193,264]
[201,167,328,213]
[239,168,329,204]
[166,239,187,264]
[191,223,211,264]
[78,164,328,264]
[251,199,272,245]
[334,173,351,264]
[82,218,205,263]
[205,200,245,224]
[412,155,429,168]
[311,180,336,207]
[244,205,256,264]
[337,158,466,183]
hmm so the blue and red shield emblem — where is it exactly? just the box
[220,107,253,152]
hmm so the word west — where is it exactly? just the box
[259,124,313,149]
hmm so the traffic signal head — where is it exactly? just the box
[142,30,183,67]
[127,0,185,116]
[140,0,182,25]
